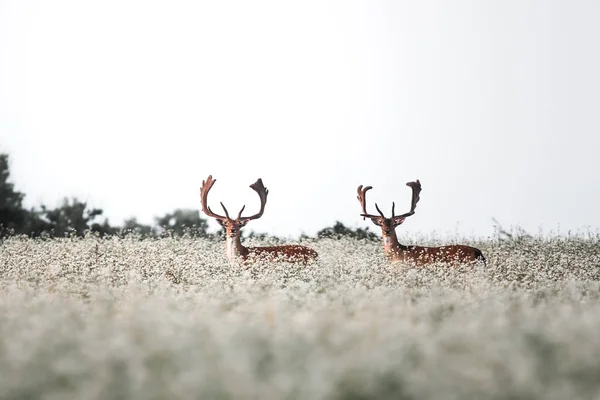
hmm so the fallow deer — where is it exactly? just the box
[357,180,485,265]
[200,175,318,264]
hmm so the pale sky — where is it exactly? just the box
[1,0,599,239]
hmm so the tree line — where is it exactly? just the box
[0,153,377,241]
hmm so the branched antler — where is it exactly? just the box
[200,175,228,220]
[393,180,422,220]
[357,185,384,220]
[238,178,269,222]
[358,180,422,223]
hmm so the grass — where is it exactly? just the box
[1,232,600,399]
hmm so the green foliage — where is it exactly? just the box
[41,198,115,237]
[121,218,155,237]
[154,209,209,237]
[317,221,379,241]
[0,152,216,238]
[0,154,27,236]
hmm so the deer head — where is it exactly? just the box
[200,175,269,238]
[357,180,421,238]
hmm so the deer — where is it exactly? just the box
[200,175,318,264]
[357,180,485,266]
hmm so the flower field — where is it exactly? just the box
[1,232,600,399]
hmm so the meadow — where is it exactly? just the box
[1,231,600,400]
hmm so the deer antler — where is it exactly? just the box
[238,178,269,222]
[357,185,385,220]
[393,180,422,219]
[220,202,232,220]
[200,175,228,220]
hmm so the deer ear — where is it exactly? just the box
[370,218,383,227]
[392,216,406,226]
[216,219,226,227]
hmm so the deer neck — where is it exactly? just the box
[382,230,407,259]
[225,234,249,262]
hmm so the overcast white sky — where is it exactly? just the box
[1,0,599,239]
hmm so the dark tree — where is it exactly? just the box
[42,198,114,237]
[317,221,379,241]
[21,207,52,237]
[121,217,155,237]
[155,209,209,237]
[0,154,27,236]
[0,152,230,239]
